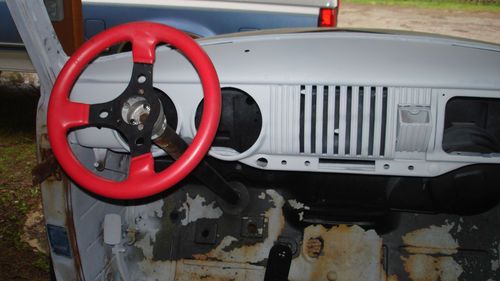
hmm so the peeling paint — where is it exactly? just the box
[401,224,463,281]
[136,259,265,281]
[132,200,165,259]
[491,259,499,271]
[387,274,399,281]
[381,269,399,281]
[127,192,493,281]
[257,227,263,235]
[289,224,382,281]
[401,255,463,281]
[201,189,285,264]
[288,199,310,210]
[402,224,459,255]
[178,193,223,226]
[136,260,177,281]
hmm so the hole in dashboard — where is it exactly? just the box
[256,158,268,167]
[443,97,500,154]
[195,87,262,153]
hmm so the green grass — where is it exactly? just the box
[0,134,37,245]
[0,81,50,280]
[342,0,500,11]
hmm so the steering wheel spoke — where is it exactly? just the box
[128,152,156,180]
[87,62,160,156]
[56,100,90,131]
[131,33,158,64]
[88,101,118,127]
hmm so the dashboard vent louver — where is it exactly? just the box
[269,85,388,158]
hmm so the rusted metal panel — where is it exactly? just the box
[400,224,463,281]
[289,224,383,281]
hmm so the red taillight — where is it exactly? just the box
[318,7,338,28]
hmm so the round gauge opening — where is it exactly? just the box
[195,87,262,153]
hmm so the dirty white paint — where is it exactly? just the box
[289,224,383,281]
[258,192,266,199]
[178,193,223,226]
[130,200,165,223]
[206,235,238,254]
[402,223,459,255]
[401,224,463,281]
[177,259,265,281]
[136,259,177,281]
[257,227,263,235]
[491,241,499,272]
[380,269,399,281]
[401,255,463,281]
[288,199,311,210]
[137,259,265,281]
[130,200,165,259]
[491,259,499,271]
[384,271,399,281]
[490,240,500,277]
[201,189,285,263]
[135,230,158,259]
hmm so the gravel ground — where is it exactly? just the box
[339,3,500,44]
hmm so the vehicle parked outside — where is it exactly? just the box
[0,0,338,72]
[0,0,339,45]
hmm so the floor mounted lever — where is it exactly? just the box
[154,124,243,206]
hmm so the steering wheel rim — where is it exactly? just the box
[47,22,221,200]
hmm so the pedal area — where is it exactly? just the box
[124,183,499,281]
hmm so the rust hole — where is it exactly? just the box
[306,237,324,258]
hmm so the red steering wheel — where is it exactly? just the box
[48,22,221,199]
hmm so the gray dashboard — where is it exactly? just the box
[71,29,500,177]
